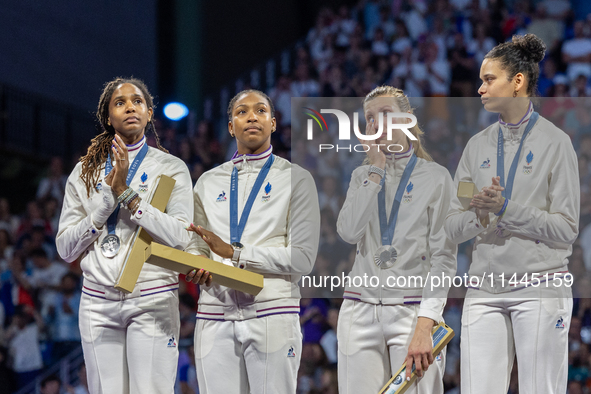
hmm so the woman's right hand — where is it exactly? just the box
[358,119,386,169]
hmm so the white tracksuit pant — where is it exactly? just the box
[461,285,572,394]
[193,313,302,393]
[79,280,180,394]
[337,300,445,394]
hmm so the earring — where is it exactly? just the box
[513,90,518,98]
[107,120,111,126]
[230,133,235,137]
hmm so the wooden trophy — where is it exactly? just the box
[114,175,264,296]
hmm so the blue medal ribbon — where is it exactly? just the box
[377,154,417,246]
[497,111,539,200]
[104,141,149,235]
[230,154,275,243]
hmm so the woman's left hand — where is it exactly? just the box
[470,176,505,214]
[405,317,436,380]
[111,135,130,196]
[186,223,233,259]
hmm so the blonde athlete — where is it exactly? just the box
[186,89,320,394]
[336,86,457,393]
[57,78,201,394]
[445,34,579,394]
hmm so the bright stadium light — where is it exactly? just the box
[163,102,189,121]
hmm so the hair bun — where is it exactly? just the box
[512,34,546,63]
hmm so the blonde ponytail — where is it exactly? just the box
[363,86,433,162]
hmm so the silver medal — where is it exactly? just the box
[100,234,121,258]
[374,245,397,269]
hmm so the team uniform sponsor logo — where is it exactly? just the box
[556,316,565,329]
[167,335,177,348]
[216,191,227,202]
[139,172,149,193]
[480,158,491,169]
[523,151,533,174]
[287,346,296,358]
[262,182,272,202]
[402,182,413,203]
[96,182,103,191]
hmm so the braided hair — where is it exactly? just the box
[80,77,168,196]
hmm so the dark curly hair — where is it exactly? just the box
[485,34,546,97]
[80,77,168,196]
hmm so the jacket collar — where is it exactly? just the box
[231,146,273,170]
[127,135,146,160]
[385,142,414,171]
[498,101,533,142]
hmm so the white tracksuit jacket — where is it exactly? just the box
[337,147,457,323]
[444,104,580,291]
[192,147,320,320]
[56,137,193,289]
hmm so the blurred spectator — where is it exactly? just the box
[21,225,56,261]
[318,178,341,217]
[179,293,197,348]
[15,201,52,240]
[402,3,428,41]
[192,120,223,170]
[269,75,294,126]
[562,21,591,83]
[540,0,571,20]
[319,308,338,364]
[541,75,575,127]
[0,229,13,274]
[371,28,390,56]
[28,248,68,316]
[0,254,35,323]
[6,304,44,389]
[448,32,475,97]
[467,24,496,65]
[66,363,89,394]
[537,58,558,97]
[0,346,16,394]
[43,197,61,237]
[0,198,20,236]
[36,157,67,204]
[570,75,591,98]
[526,3,563,53]
[178,345,199,394]
[334,5,356,47]
[369,6,395,41]
[567,380,584,394]
[46,272,81,362]
[300,298,329,344]
[391,20,412,54]
[40,374,61,394]
[291,63,321,98]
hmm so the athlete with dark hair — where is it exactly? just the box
[445,34,579,393]
[186,89,320,393]
[57,77,202,394]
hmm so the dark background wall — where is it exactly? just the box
[0,0,357,114]
[0,0,158,112]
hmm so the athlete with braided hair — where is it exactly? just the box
[57,77,206,394]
